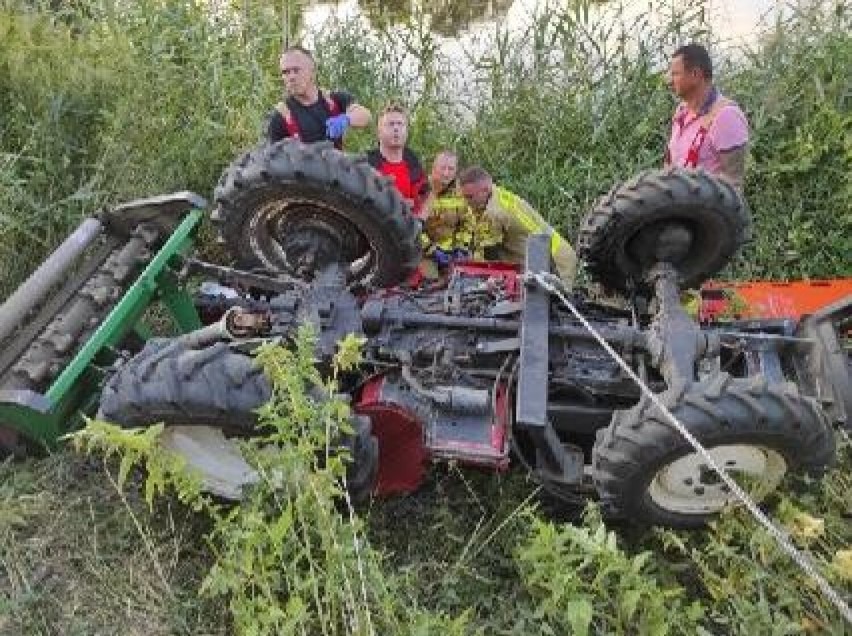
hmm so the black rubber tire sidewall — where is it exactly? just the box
[592,374,835,528]
[212,141,421,288]
[577,168,750,293]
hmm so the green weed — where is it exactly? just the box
[1,1,850,297]
[2,1,851,634]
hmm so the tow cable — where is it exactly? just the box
[525,271,852,625]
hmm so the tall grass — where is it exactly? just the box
[1,4,850,629]
[1,0,849,298]
[0,0,283,295]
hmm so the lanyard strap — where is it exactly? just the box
[684,125,710,168]
[675,89,730,168]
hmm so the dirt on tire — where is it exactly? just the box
[591,373,836,528]
[211,140,421,288]
[576,168,750,293]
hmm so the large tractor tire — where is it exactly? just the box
[212,140,421,288]
[591,373,835,528]
[576,168,750,294]
[98,339,378,501]
[98,339,270,432]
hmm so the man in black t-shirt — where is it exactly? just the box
[267,46,371,148]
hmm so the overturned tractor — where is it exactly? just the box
[1,141,850,527]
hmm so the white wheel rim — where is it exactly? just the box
[158,426,258,500]
[648,444,787,515]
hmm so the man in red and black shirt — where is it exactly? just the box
[365,103,428,217]
[266,46,371,148]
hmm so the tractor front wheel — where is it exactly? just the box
[591,373,835,528]
[576,168,750,294]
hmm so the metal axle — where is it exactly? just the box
[646,262,706,384]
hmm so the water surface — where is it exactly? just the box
[294,1,786,103]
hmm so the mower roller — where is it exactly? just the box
[3,140,850,528]
[0,192,206,455]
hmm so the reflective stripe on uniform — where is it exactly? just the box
[424,193,469,251]
[495,187,567,257]
[549,232,566,257]
[433,195,466,208]
[496,188,538,232]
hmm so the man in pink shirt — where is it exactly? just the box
[665,44,749,189]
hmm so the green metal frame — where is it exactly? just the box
[0,208,204,448]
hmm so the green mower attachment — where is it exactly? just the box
[0,192,207,455]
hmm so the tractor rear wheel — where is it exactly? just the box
[98,339,377,501]
[591,373,835,528]
[98,339,270,433]
[212,140,421,288]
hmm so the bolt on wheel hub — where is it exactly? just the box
[648,444,787,514]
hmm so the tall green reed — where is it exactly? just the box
[1,0,848,291]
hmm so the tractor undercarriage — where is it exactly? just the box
[1,140,850,528]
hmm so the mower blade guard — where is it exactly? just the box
[0,191,206,451]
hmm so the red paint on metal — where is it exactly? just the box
[450,261,521,300]
[425,382,511,470]
[354,375,428,495]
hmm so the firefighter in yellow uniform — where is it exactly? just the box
[421,150,469,275]
[449,165,577,287]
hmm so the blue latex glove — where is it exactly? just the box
[432,247,451,268]
[325,113,350,139]
[451,248,469,262]
[433,247,469,268]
